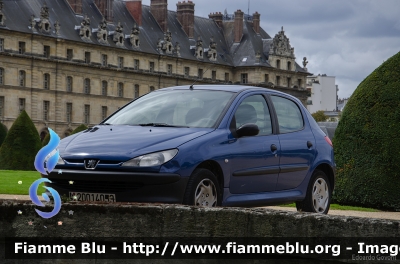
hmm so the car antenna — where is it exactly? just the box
[189,67,211,90]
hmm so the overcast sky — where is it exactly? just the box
[142,0,400,98]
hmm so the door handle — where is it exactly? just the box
[307,141,313,148]
[270,144,277,152]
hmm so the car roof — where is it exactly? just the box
[158,85,290,97]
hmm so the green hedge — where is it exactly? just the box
[333,51,400,210]
[0,111,42,170]
[0,123,7,146]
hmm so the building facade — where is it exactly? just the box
[306,74,338,114]
[0,0,310,139]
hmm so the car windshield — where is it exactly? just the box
[104,89,235,128]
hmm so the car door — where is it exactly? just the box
[228,94,280,194]
[269,95,316,191]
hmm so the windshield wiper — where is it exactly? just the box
[101,123,111,125]
[138,123,188,127]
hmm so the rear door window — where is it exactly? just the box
[270,96,304,133]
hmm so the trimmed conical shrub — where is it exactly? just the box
[71,124,88,135]
[333,51,400,210]
[0,110,42,170]
[0,122,7,146]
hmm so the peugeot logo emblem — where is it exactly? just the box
[84,159,99,170]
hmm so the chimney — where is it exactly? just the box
[208,12,223,28]
[126,0,142,26]
[94,0,114,21]
[66,0,82,14]
[176,1,195,38]
[151,0,168,32]
[253,12,260,34]
[234,9,244,43]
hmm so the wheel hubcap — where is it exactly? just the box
[194,179,217,207]
[312,178,329,213]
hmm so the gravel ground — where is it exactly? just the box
[2,194,399,221]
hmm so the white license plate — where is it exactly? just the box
[69,192,116,202]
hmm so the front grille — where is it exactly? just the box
[48,179,143,193]
[64,159,121,165]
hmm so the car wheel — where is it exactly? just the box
[183,168,221,207]
[296,170,331,214]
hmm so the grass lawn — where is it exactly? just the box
[0,170,44,195]
[280,203,380,212]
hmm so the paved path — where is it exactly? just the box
[2,195,399,221]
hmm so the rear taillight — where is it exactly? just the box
[325,136,333,147]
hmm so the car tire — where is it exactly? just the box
[183,168,221,207]
[296,170,331,214]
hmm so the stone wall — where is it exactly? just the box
[1,199,399,263]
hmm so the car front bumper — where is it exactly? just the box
[43,169,188,203]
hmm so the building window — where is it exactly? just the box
[276,60,280,69]
[118,57,124,69]
[101,106,108,120]
[66,103,72,123]
[198,69,203,79]
[167,64,172,75]
[265,74,269,83]
[67,49,73,61]
[84,104,90,125]
[241,73,248,84]
[0,38,4,52]
[287,61,292,71]
[85,52,90,64]
[43,73,50,89]
[44,45,50,58]
[287,77,291,88]
[19,42,26,54]
[184,67,190,77]
[150,86,155,92]
[134,59,140,70]
[19,98,25,113]
[276,76,281,86]
[298,79,302,89]
[225,73,229,82]
[149,61,154,72]
[66,76,73,92]
[101,54,107,67]
[118,82,124,97]
[84,78,90,94]
[102,81,107,96]
[0,96,4,118]
[134,84,139,98]
[212,71,216,81]
[19,70,26,87]
[0,67,4,85]
[43,101,50,121]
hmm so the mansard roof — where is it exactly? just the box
[0,0,307,71]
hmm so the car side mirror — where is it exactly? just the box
[236,123,259,137]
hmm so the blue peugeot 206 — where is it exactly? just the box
[48,85,335,214]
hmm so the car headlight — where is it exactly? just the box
[57,156,65,165]
[121,149,178,167]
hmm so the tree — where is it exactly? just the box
[311,110,328,122]
[0,110,42,170]
[0,123,7,146]
[71,124,88,135]
[333,51,400,210]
